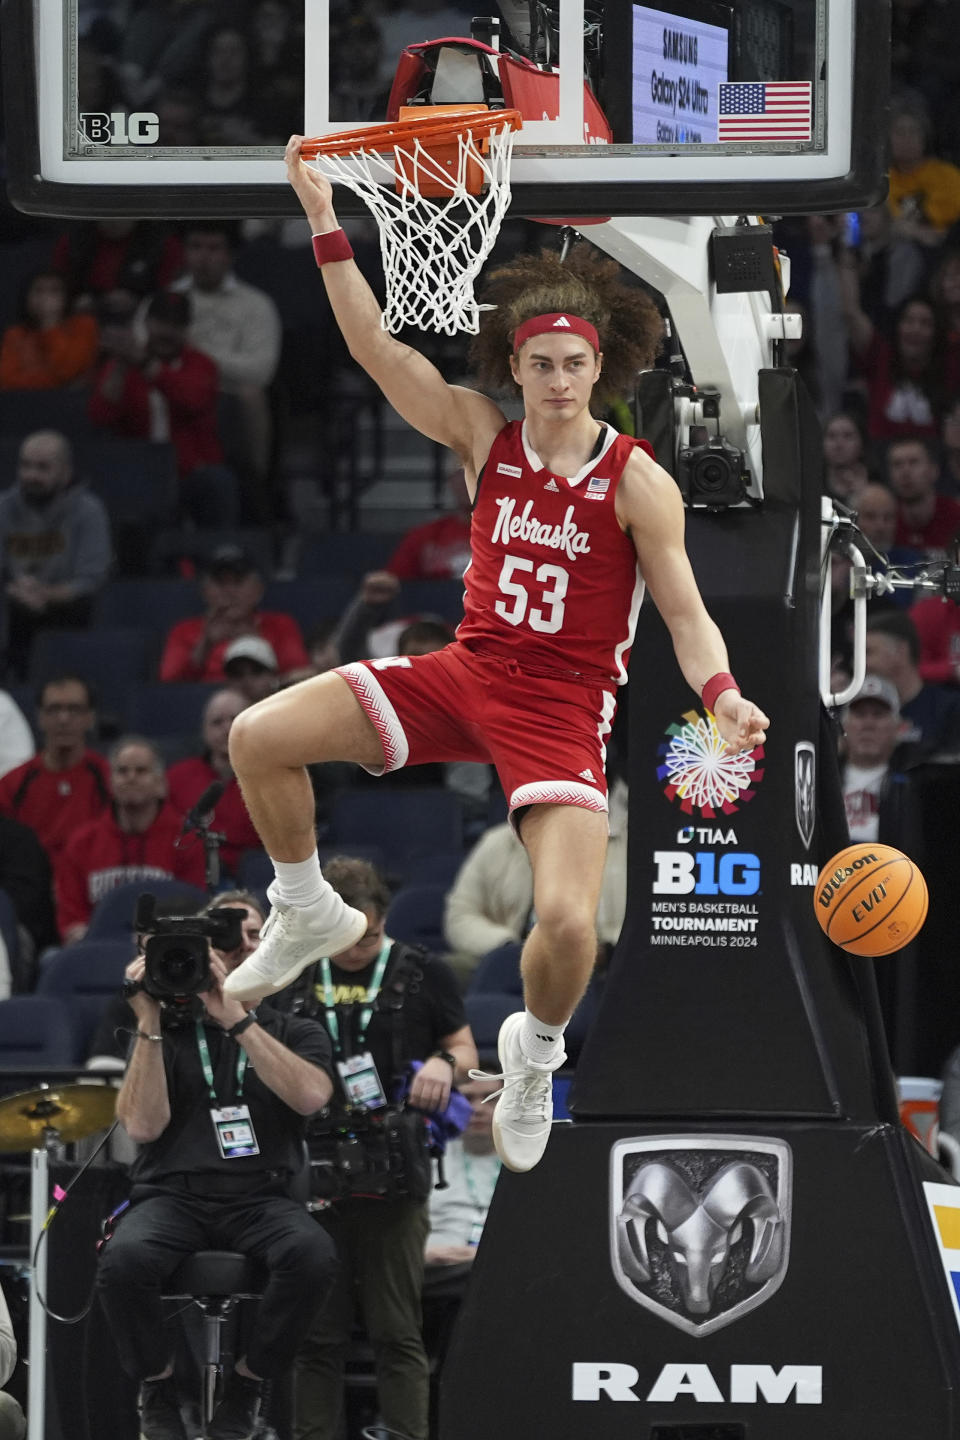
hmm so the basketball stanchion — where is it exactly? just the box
[301,108,523,336]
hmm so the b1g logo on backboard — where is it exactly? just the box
[79,112,159,146]
[610,1135,791,1336]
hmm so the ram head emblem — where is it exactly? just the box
[611,1139,792,1336]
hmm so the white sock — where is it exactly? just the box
[273,853,333,910]
[521,1009,566,1066]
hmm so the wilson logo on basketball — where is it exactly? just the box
[813,843,928,957]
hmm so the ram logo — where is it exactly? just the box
[610,1135,792,1336]
[794,742,816,851]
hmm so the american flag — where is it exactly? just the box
[717,82,813,143]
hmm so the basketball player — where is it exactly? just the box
[224,135,770,1174]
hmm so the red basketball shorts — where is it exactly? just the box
[335,642,616,818]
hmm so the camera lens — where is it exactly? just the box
[698,458,729,490]
[162,947,197,981]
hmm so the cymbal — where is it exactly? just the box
[0,1083,118,1151]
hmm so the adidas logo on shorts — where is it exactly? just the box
[579,768,597,783]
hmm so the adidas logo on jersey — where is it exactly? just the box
[553,316,571,328]
[544,478,560,492]
[579,768,597,783]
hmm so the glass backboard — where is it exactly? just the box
[2,0,887,218]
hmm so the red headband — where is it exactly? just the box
[512,312,600,355]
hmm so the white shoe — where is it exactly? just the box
[487,1012,564,1174]
[222,882,368,1003]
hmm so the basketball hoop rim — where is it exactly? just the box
[301,109,523,161]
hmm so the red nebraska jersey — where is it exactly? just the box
[457,421,647,687]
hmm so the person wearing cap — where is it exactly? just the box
[222,634,280,705]
[158,545,309,684]
[866,609,960,764]
[222,142,769,1185]
[87,287,240,529]
[840,674,921,846]
[167,687,261,879]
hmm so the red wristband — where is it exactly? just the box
[702,671,740,714]
[312,229,354,267]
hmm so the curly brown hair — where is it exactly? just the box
[468,242,664,406]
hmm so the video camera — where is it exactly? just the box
[128,892,245,1000]
[635,372,755,512]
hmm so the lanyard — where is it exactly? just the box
[195,1021,248,1103]
[320,941,391,1056]
[463,1152,501,1214]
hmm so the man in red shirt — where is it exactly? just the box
[0,675,109,866]
[386,466,473,579]
[87,289,239,528]
[221,139,769,1178]
[159,545,308,683]
[55,736,206,943]
[888,436,960,555]
[166,687,261,878]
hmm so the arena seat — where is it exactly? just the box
[327,789,464,873]
[262,577,356,632]
[298,531,404,579]
[29,626,155,722]
[463,991,523,1054]
[35,939,133,1057]
[125,683,218,739]
[467,943,523,996]
[0,995,80,1066]
[385,882,449,953]
[93,578,199,631]
[84,879,207,942]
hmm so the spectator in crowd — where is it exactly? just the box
[910,591,960,685]
[385,467,473,580]
[853,481,922,607]
[55,735,206,943]
[280,856,477,1440]
[866,609,960,763]
[840,274,960,441]
[851,203,926,332]
[0,1279,25,1440]
[421,1069,501,1430]
[443,775,628,986]
[0,690,33,779]
[840,674,923,849]
[0,814,58,987]
[249,0,305,139]
[424,1072,501,1265]
[159,545,308,684]
[169,222,282,521]
[282,621,341,688]
[153,83,202,146]
[167,687,261,879]
[96,890,338,1440]
[0,674,109,866]
[222,635,280,706]
[51,219,184,312]
[887,435,960,555]
[195,23,272,145]
[327,12,387,122]
[941,396,960,494]
[0,270,99,391]
[0,431,112,678]
[88,289,240,529]
[929,247,960,347]
[887,96,960,246]
[823,410,872,504]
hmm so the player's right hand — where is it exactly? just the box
[285,134,334,222]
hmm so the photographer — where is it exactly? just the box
[280,856,477,1440]
[95,891,339,1440]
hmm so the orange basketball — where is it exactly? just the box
[813,843,928,956]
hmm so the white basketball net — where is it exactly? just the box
[307,121,518,336]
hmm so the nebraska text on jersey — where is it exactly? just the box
[491,497,592,561]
